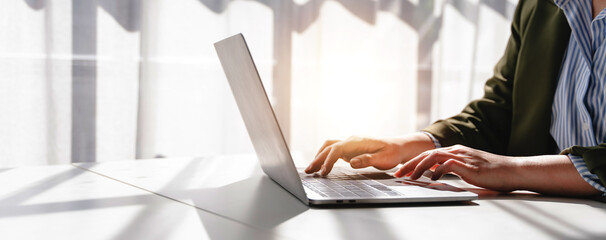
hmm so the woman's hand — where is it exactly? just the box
[394,145,520,192]
[394,144,602,196]
[305,133,435,176]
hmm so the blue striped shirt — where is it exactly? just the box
[552,0,606,194]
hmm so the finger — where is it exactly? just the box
[350,153,376,169]
[314,140,339,159]
[431,159,470,181]
[410,151,465,179]
[394,150,432,177]
[305,146,332,173]
[321,145,343,176]
[395,149,457,177]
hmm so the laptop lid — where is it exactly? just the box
[214,33,309,205]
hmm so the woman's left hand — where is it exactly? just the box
[394,144,520,192]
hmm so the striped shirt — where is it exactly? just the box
[551,0,606,194]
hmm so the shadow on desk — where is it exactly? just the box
[454,187,606,240]
[467,187,606,204]
[192,175,309,228]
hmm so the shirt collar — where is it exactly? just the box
[554,0,594,64]
[596,6,606,21]
[554,0,606,20]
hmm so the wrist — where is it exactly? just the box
[509,156,534,191]
[395,132,436,164]
[509,155,593,195]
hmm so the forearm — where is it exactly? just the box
[514,155,602,196]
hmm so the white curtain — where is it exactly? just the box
[0,0,517,168]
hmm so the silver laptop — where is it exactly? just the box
[214,33,477,205]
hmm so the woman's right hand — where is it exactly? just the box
[304,132,436,176]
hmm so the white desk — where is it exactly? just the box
[0,164,276,239]
[74,155,606,240]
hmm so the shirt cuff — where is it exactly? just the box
[568,154,606,196]
[421,131,442,149]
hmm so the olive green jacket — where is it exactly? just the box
[423,0,606,188]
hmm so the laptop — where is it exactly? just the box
[214,33,477,205]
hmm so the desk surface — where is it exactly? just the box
[73,155,606,240]
[0,164,276,240]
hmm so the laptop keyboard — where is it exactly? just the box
[300,168,403,198]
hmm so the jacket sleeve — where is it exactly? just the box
[422,1,525,154]
[561,144,606,190]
